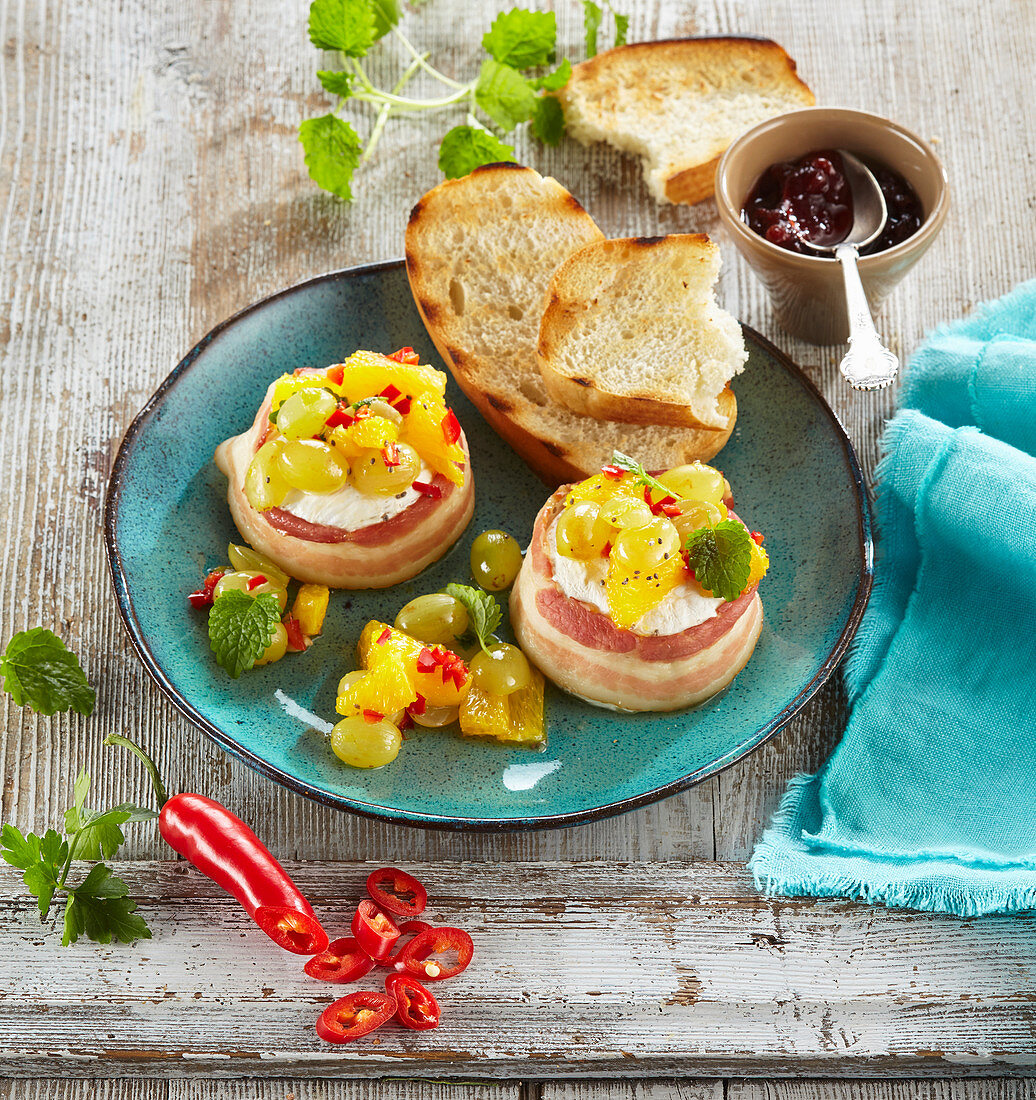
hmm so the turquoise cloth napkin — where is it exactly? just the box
[749,281,1036,915]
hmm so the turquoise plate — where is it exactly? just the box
[105,261,872,831]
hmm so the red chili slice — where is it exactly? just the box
[367,867,428,919]
[382,442,400,468]
[304,937,375,984]
[380,384,402,403]
[188,568,226,608]
[388,346,420,365]
[351,899,400,961]
[283,615,307,652]
[381,919,432,966]
[326,365,345,385]
[751,531,765,545]
[386,972,440,1031]
[315,991,396,1044]
[441,409,461,444]
[416,647,438,674]
[399,926,473,981]
[408,693,427,717]
[661,501,682,516]
[394,396,412,414]
[246,574,267,591]
[362,709,384,723]
[325,405,355,429]
[601,464,624,479]
[411,479,443,499]
[376,626,392,645]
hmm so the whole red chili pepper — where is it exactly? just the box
[159,793,329,955]
[385,971,440,1030]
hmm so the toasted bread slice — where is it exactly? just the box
[558,37,815,205]
[405,164,734,484]
[538,234,746,429]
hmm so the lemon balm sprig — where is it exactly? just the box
[300,0,627,198]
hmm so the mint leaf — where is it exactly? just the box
[531,95,565,145]
[438,126,516,179]
[612,10,629,47]
[530,59,571,91]
[474,58,537,131]
[370,0,401,39]
[583,1,603,56]
[443,583,502,652]
[299,114,363,200]
[308,0,376,56]
[208,590,281,678]
[610,450,671,498]
[317,69,355,97]
[482,9,556,70]
[684,520,753,602]
[0,628,95,717]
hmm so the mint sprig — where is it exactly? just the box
[300,2,627,197]
[1,628,96,717]
[208,590,282,679]
[609,450,672,499]
[443,583,501,655]
[684,520,753,602]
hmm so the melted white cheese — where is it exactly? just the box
[280,463,434,531]
[545,516,723,637]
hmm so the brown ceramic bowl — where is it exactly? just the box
[715,107,949,345]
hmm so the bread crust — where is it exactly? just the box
[405,164,736,485]
[558,36,815,206]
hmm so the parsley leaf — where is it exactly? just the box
[308,0,377,56]
[531,94,565,145]
[482,9,556,70]
[63,865,151,946]
[1,825,68,918]
[438,125,516,179]
[443,583,502,654]
[613,10,630,47]
[684,520,753,602]
[474,58,538,131]
[530,59,572,91]
[609,450,672,498]
[299,114,363,200]
[0,628,95,717]
[208,590,281,679]
[317,69,355,97]
[583,1,603,57]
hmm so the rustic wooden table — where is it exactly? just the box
[3,0,1036,1096]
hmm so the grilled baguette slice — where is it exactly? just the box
[558,37,815,205]
[538,234,745,430]
[405,164,734,485]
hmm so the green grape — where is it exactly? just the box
[244,439,290,512]
[351,443,421,496]
[364,398,403,425]
[394,593,469,645]
[276,439,349,493]
[411,703,460,728]
[227,543,290,587]
[658,462,727,506]
[599,496,654,530]
[331,715,402,768]
[554,501,611,560]
[254,622,288,667]
[470,643,531,696]
[612,518,681,572]
[275,388,337,440]
[213,570,288,611]
[470,530,523,591]
[337,670,365,695]
[672,500,725,541]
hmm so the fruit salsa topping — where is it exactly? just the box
[554,453,769,630]
[188,543,329,676]
[243,349,466,516]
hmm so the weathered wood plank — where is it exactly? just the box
[542,1082,722,1100]
[730,1084,1036,1100]
[2,860,1035,1079]
[0,1081,518,1100]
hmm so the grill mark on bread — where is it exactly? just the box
[486,393,513,413]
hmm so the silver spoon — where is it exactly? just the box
[801,151,899,391]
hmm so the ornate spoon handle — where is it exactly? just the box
[836,242,899,391]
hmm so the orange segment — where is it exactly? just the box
[400,394,466,486]
[459,668,545,744]
[359,621,471,707]
[746,538,769,590]
[605,551,685,631]
[337,349,446,405]
[336,652,416,719]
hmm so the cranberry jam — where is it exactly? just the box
[742,149,924,256]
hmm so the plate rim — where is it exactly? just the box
[103,259,874,832]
